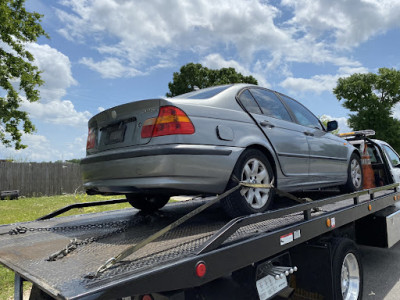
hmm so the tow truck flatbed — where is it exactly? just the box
[1,184,400,300]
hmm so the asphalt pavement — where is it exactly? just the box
[361,241,400,299]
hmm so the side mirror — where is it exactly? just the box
[327,120,338,132]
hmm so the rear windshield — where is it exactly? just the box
[173,85,232,99]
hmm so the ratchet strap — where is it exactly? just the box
[85,181,311,279]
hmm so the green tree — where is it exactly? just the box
[333,68,400,152]
[0,0,48,150]
[166,63,258,97]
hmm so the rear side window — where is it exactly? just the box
[249,89,292,121]
[238,90,262,114]
[173,85,232,99]
[280,94,323,130]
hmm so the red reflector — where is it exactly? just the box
[141,106,195,138]
[195,262,207,278]
[141,295,153,300]
[86,128,96,150]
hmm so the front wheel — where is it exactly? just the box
[222,149,274,218]
[126,195,170,212]
[341,153,363,193]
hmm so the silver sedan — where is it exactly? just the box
[81,84,362,217]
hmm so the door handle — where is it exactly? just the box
[304,131,314,136]
[260,120,275,128]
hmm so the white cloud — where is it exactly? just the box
[281,74,339,94]
[17,43,91,128]
[0,131,87,162]
[66,134,87,159]
[201,53,269,87]
[392,103,400,120]
[0,134,62,162]
[21,99,91,127]
[281,66,369,94]
[16,43,91,128]
[281,0,400,49]
[56,0,366,79]
[80,57,143,79]
[26,43,77,102]
[337,66,370,75]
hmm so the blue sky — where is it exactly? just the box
[1,0,400,161]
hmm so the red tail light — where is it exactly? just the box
[86,128,96,150]
[141,106,195,138]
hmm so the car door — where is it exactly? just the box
[239,88,309,177]
[382,144,400,183]
[278,94,348,182]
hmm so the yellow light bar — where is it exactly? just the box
[338,132,355,137]
[338,130,375,138]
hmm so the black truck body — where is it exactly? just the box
[1,182,400,300]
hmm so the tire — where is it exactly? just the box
[332,238,363,300]
[341,153,363,193]
[126,195,170,212]
[222,149,274,218]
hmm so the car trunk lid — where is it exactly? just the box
[86,99,162,153]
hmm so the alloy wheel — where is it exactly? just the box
[240,158,270,209]
[341,253,361,300]
[351,159,362,189]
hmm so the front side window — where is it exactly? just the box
[249,89,291,121]
[383,145,400,167]
[279,94,323,130]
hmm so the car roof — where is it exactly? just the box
[167,84,256,110]
[171,84,253,98]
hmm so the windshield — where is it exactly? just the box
[173,85,232,99]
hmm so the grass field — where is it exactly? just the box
[0,194,131,300]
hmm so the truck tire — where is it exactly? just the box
[341,153,363,193]
[126,195,170,212]
[222,149,274,218]
[332,238,363,300]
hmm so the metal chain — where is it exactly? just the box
[47,226,128,261]
[1,220,132,260]
[2,220,130,236]
[45,221,131,261]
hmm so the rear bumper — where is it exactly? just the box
[81,144,243,195]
